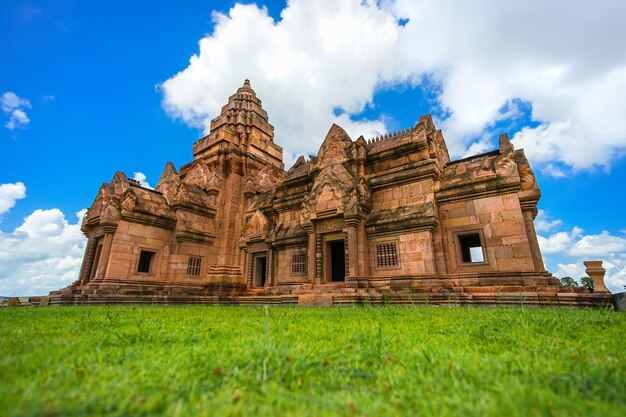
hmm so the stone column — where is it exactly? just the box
[521,207,545,272]
[315,234,323,284]
[94,229,115,281]
[345,218,359,278]
[266,247,274,288]
[307,231,316,283]
[77,237,98,285]
[584,261,610,293]
[246,250,253,288]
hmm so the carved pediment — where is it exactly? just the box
[311,163,354,197]
[309,164,355,215]
[244,210,270,239]
[243,165,281,196]
[110,171,130,194]
[315,124,353,169]
[184,161,224,192]
[257,165,283,192]
[174,210,216,243]
[156,162,181,202]
[83,183,121,229]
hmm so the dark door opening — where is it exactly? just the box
[330,241,345,282]
[254,256,267,287]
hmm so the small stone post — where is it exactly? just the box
[583,260,610,293]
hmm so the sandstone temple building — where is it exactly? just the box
[49,80,611,307]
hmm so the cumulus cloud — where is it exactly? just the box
[1,92,32,130]
[389,0,626,170]
[132,172,153,189]
[161,0,626,174]
[0,182,26,215]
[161,0,400,160]
[539,221,626,292]
[534,210,563,233]
[538,227,583,254]
[0,185,87,295]
[569,232,626,257]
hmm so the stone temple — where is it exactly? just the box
[48,80,611,307]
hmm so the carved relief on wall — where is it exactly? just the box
[495,134,518,178]
[357,177,371,206]
[515,150,538,191]
[300,194,312,223]
[495,148,517,178]
[344,188,360,215]
[120,189,137,212]
[315,218,344,234]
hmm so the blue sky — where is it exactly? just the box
[1,0,626,295]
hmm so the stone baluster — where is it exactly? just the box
[584,261,610,293]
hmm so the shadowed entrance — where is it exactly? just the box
[254,255,267,287]
[329,241,345,282]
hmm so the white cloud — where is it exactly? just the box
[569,232,626,257]
[161,0,626,174]
[540,223,626,293]
[0,206,86,296]
[0,182,26,215]
[389,0,626,170]
[1,92,32,130]
[555,263,585,283]
[0,92,30,113]
[534,210,563,233]
[537,227,583,254]
[132,172,153,189]
[161,1,399,158]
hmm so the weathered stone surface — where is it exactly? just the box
[48,80,613,308]
[613,292,626,311]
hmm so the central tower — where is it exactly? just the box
[178,79,284,284]
[191,79,283,170]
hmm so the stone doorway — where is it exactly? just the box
[325,239,346,282]
[253,254,267,287]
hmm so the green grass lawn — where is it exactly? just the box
[1,306,624,417]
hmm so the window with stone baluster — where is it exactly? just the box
[291,252,307,275]
[186,256,202,277]
[376,242,399,268]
